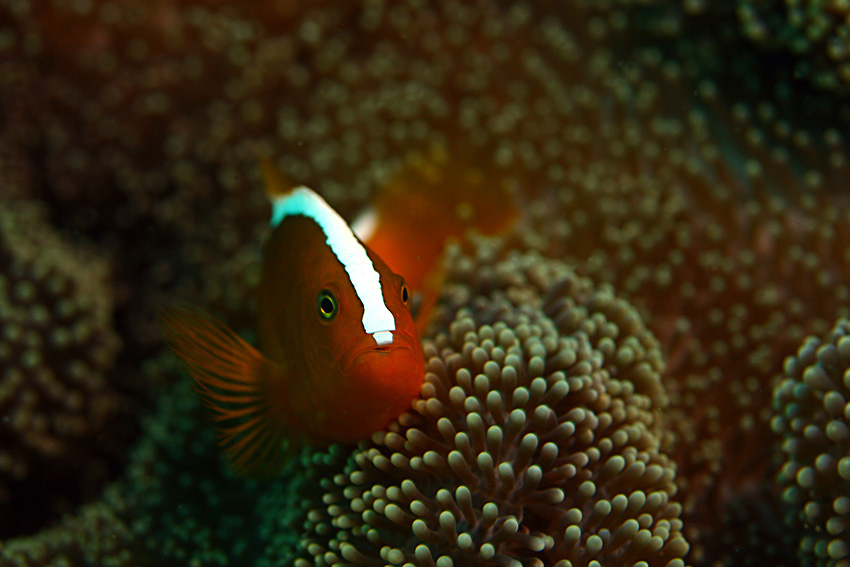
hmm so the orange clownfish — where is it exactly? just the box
[351,144,520,326]
[159,180,425,476]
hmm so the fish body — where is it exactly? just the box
[258,189,423,441]
[352,144,520,325]
[160,181,424,476]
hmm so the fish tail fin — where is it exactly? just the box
[359,142,521,291]
[414,266,446,334]
[158,305,295,477]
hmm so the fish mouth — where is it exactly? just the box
[341,331,417,373]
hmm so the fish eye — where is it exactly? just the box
[400,281,410,305]
[317,290,338,321]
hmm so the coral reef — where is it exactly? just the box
[694,0,850,95]
[0,241,692,567]
[773,320,850,567]
[119,371,266,567]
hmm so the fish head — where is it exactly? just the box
[303,250,425,432]
[257,182,427,440]
[310,252,424,394]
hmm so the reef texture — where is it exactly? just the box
[297,241,688,567]
[0,486,134,567]
[0,242,692,567]
[516,141,850,556]
[0,0,849,566]
[1,360,262,567]
[773,320,850,567]
[0,199,126,536]
[619,0,850,96]
[705,486,799,567]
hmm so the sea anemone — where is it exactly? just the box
[297,241,689,567]
[732,0,850,95]
[0,485,134,567]
[703,485,798,567]
[772,319,850,567]
[0,199,126,537]
[516,151,850,560]
[0,0,848,564]
[1,363,262,567]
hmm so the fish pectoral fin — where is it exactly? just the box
[158,305,295,478]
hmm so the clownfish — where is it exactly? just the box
[159,170,425,476]
[352,143,519,325]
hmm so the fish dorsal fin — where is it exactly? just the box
[258,156,297,199]
[158,305,296,477]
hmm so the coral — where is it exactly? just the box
[298,241,689,566]
[0,0,270,233]
[9,0,845,241]
[0,0,275,354]
[0,199,126,537]
[0,357,262,567]
[497,10,850,541]
[0,350,363,567]
[0,352,367,567]
[772,319,850,567]
[5,0,847,365]
[0,239,691,567]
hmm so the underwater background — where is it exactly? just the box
[1,1,850,565]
